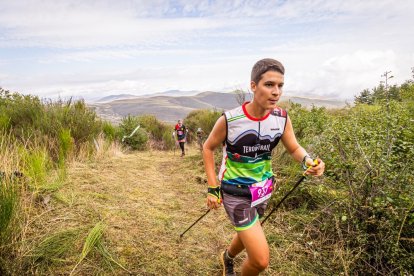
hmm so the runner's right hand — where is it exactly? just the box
[206,194,221,209]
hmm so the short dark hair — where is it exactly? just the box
[251,58,285,84]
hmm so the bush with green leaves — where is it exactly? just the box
[119,114,175,150]
[184,109,222,142]
[318,101,413,273]
[0,88,103,162]
[287,103,328,144]
[101,121,119,142]
[119,115,148,150]
[162,130,176,150]
[137,115,174,150]
[272,100,414,274]
[137,115,166,141]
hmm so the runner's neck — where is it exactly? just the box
[243,101,271,121]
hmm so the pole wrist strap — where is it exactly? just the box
[302,154,311,170]
[207,186,221,199]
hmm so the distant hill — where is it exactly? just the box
[140,90,200,98]
[283,95,347,109]
[95,94,139,103]
[89,91,346,124]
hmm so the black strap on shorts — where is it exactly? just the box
[221,183,251,198]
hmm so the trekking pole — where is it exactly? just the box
[180,209,210,238]
[261,175,306,225]
[261,159,318,226]
[122,125,140,142]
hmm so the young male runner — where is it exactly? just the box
[203,58,325,275]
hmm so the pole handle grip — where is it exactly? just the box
[303,159,319,176]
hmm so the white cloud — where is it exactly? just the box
[283,49,409,99]
[36,48,228,64]
[0,0,413,100]
[0,1,243,48]
[1,0,412,48]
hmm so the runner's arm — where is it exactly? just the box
[203,116,226,187]
[281,116,325,176]
[203,116,226,209]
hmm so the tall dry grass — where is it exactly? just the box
[0,88,124,275]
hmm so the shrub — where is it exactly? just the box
[184,109,222,141]
[0,89,103,162]
[138,115,166,141]
[162,130,176,150]
[119,115,148,150]
[331,102,412,272]
[268,99,414,274]
[116,114,174,150]
[101,121,118,142]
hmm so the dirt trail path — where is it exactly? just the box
[61,146,236,275]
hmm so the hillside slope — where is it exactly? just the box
[89,92,346,123]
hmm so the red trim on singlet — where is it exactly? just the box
[220,169,227,181]
[274,106,287,117]
[220,155,228,180]
[242,102,271,122]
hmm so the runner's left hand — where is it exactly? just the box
[304,157,325,176]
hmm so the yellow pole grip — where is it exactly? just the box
[303,159,319,176]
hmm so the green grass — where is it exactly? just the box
[0,179,18,245]
[21,147,50,190]
[31,228,82,266]
[71,222,105,275]
[70,222,129,275]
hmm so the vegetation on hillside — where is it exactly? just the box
[113,114,176,150]
[1,69,413,275]
[268,76,414,274]
[184,109,222,141]
[0,88,123,275]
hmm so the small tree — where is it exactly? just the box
[354,89,373,104]
[233,89,252,105]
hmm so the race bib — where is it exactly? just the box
[177,130,183,135]
[249,178,273,207]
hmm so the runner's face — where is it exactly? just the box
[251,70,284,110]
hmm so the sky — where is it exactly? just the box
[0,0,413,101]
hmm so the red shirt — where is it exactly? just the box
[175,124,186,141]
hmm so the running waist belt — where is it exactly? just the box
[221,183,251,198]
[221,177,275,199]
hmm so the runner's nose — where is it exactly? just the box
[272,86,281,96]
